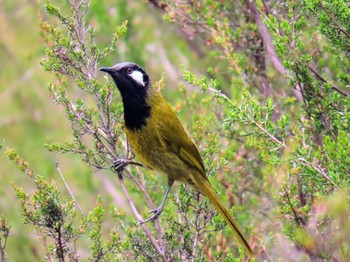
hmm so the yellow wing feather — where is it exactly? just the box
[146,90,253,256]
[151,92,206,176]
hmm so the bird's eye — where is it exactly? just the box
[126,68,134,74]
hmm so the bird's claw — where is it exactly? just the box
[111,158,144,172]
[111,158,130,172]
[141,208,163,224]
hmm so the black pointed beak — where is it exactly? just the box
[99,67,114,74]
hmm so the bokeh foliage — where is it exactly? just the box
[1,0,349,261]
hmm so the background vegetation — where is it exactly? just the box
[0,0,349,261]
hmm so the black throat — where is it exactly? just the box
[122,93,151,131]
[108,67,152,131]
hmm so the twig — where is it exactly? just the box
[56,225,65,262]
[84,123,117,159]
[0,239,6,262]
[116,172,168,261]
[124,170,155,208]
[174,188,186,260]
[208,87,288,149]
[0,247,4,262]
[297,157,339,189]
[308,65,349,96]
[104,87,113,142]
[124,169,165,243]
[284,188,305,226]
[37,229,55,262]
[318,2,350,40]
[245,113,287,149]
[191,210,201,262]
[55,163,86,218]
[94,94,110,132]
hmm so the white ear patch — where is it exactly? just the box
[129,70,144,86]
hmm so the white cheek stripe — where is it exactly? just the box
[130,71,144,86]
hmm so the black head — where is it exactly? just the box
[99,62,151,131]
[99,62,150,98]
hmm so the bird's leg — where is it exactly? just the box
[141,180,174,224]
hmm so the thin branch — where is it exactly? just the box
[116,172,168,261]
[94,94,110,132]
[318,2,350,40]
[245,113,287,148]
[148,0,205,57]
[55,163,86,218]
[297,157,339,189]
[37,229,55,262]
[284,188,305,226]
[56,225,65,262]
[105,87,113,140]
[0,242,5,262]
[308,65,349,96]
[96,127,117,151]
[84,123,117,159]
[124,169,155,208]
[123,169,165,244]
[68,0,94,79]
[191,210,201,262]
[209,87,288,149]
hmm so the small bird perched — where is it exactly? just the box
[99,62,252,256]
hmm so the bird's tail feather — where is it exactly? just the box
[193,175,253,257]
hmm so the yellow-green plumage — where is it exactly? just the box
[126,88,206,185]
[99,62,253,257]
[127,88,252,256]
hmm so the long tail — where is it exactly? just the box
[193,176,253,257]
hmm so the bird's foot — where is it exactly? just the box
[141,207,163,224]
[111,158,144,172]
[111,158,130,172]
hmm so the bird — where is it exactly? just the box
[99,62,253,256]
